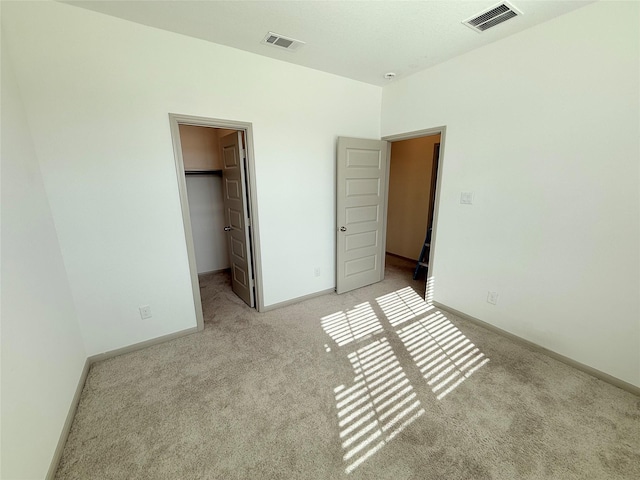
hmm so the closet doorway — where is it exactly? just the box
[169,114,263,329]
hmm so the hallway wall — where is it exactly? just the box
[386,135,440,260]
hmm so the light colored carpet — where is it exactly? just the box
[56,256,639,479]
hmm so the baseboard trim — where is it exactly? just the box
[385,252,416,263]
[433,301,640,397]
[47,325,201,477]
[46,357,91,480]
[197,268,230,276]
[261,288,335,312]
[88,326,201,363]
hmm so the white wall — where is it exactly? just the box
[382,2,640,387]
[1,36,87,479]
[186,175,229,274]
[2,1,381,355]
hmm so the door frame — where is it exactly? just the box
[168,113,265,330]
[382,126,446,292]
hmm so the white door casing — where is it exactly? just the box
[336,137,389,294]
[221,132,255,307]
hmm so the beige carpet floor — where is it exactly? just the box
[56,256,639,479]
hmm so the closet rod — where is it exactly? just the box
[184,170,222,176]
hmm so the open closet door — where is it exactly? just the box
[221,132,255,307]
[336,137,389,294]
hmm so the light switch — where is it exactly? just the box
[460,192,474,205]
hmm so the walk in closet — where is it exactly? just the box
[180,125,236,274]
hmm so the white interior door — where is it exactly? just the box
[336,137,389,294]
[221,131,255,307]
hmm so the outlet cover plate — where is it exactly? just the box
[487,291,498,305]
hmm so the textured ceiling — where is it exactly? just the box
[64,0,593,86]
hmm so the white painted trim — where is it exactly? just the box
[261,288,335,312]
[427,128,446,278]
[433,301,640,397]
[169,115,205,330]
[45,358,91,480]
[240,129,265,311]
[382,126,446,143]
[168,114,265,315]
[380,141,391,281]
[88,326,200,363]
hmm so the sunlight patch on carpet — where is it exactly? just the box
[321,302,383,346]
[376,286,434,327]
[333,337,425,473]
[397,310,489,400]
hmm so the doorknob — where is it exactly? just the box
[224,226,232,232]
[340,226,347,232]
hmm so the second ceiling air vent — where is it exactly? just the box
[261,32,305,51]
[463,2,522,32]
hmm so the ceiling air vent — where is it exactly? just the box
[463,2,522,33]
[261,32,305,51]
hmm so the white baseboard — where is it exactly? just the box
[88,326,200,363]
[433,301,640,397]
[46,358,91,480]
[47,325,200,477]
[261,288,335,312]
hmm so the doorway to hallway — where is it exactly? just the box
[386,134,441,282]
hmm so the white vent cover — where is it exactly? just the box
[261,32,305,51]
[463,2,522,32]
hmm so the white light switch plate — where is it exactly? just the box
[460,192,474,205]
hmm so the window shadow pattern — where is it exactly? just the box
[334,337,425,474]
[376,286,434,327]
[396,310,489,400]
[321,302,383,347]
[325,277,489,472]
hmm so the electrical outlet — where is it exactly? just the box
[139,305,152,319]
[487,291,499,305]
[460,192,474,205]
[314,267,321,277]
